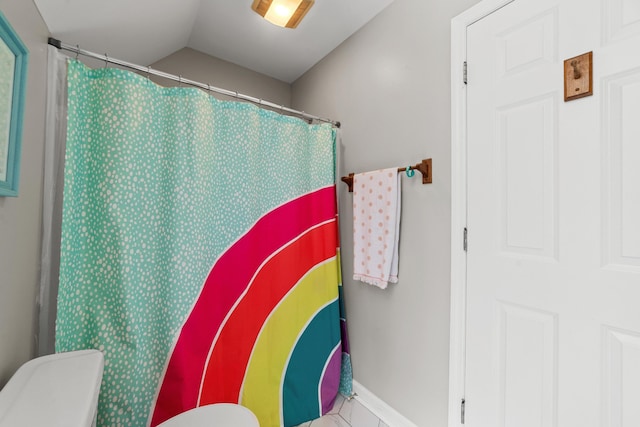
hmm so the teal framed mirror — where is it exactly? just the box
[0,11,27,197]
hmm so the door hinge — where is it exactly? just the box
[461,398,466,424]
[463,227,468,252]
[463,61,468,84]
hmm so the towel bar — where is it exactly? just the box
[341,158,432,192]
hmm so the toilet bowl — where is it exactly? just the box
[0,350,104,427]
[157,403,260,427]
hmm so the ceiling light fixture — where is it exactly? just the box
[251,0,315,29]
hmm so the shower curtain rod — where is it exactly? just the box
[47,37,341,128]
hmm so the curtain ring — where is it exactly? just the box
[75,45,80,60]
[207,84,211,96]
[406,167,415,178]
[146,65,151,80]
[178,75,182,87]
[104,54,109,68]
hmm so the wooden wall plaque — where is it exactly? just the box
[564,52,593,102]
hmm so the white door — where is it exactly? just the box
[465,0,640,426]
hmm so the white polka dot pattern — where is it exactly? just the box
[56,60,336,427]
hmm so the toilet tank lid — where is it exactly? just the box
[0,350,104,427]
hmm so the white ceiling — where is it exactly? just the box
[35,0,394,83]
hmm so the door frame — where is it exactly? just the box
[448,1,515,426]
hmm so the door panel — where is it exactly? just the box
[603,0,640,45]
[603,326,640,427]
[497,93,557,259]
[602,70,640,270]
[497,303,558,427]
[496,8,557,77]
[465,0,640,426]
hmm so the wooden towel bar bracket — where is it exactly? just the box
[340,158,432,193]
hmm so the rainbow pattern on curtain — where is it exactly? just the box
[151,187,341,427]
[56,60,350,427]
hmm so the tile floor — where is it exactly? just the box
[295,394,389,427]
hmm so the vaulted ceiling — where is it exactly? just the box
[34,0,394,83]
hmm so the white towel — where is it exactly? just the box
[352,168,401,289]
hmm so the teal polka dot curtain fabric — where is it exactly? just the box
[56,60,352,427]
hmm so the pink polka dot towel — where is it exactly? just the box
[352,167,401,289]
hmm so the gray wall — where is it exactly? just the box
[150,47,291,107]
[0,0,49,386]
[291,0,480,425]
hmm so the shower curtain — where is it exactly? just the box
[53,58,352,427]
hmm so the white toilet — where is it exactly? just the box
[0,350,104,427]
[0,349,258,427]
[157,403,260,427]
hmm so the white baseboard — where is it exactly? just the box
[351,380,418,427]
